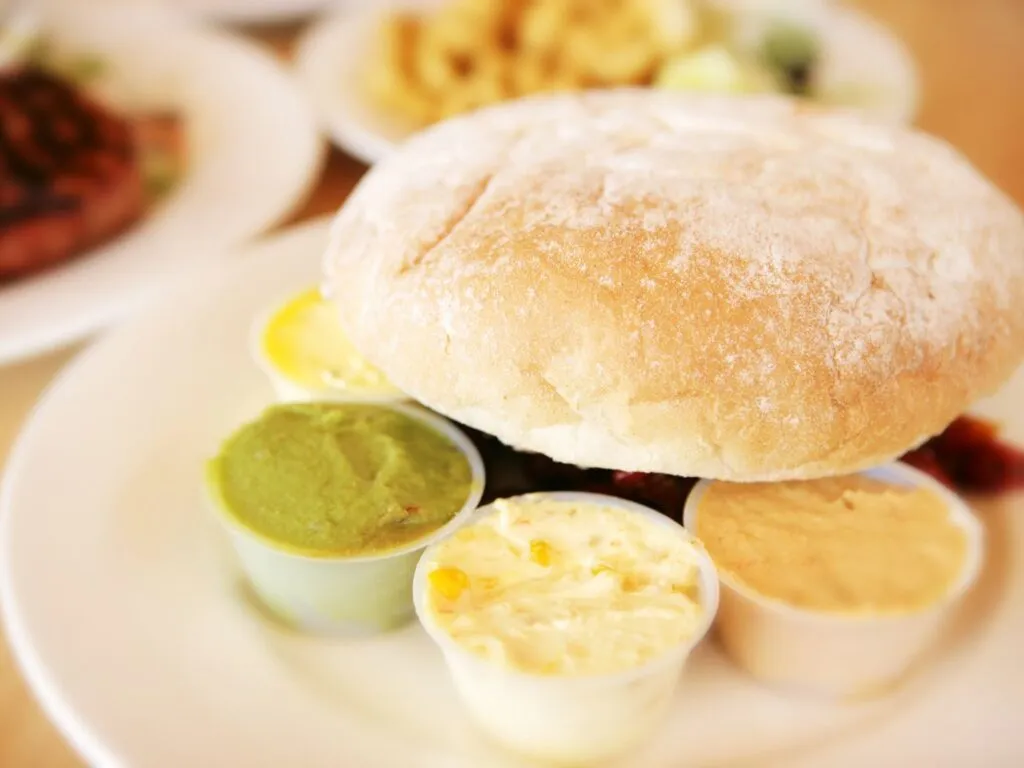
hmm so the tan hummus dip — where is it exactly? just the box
[695,474,968,614]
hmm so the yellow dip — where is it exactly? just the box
[260,288,402,397]
[695,475,969,614]
[423,497,706,676]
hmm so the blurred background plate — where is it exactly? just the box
[295,0,918,165]
[1,218,1021,768]
[808,2,920,123]
[168,0,347,25]
[0,5,324,365]
[294,2,415,165]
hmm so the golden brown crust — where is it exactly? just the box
[324,91,1024,481]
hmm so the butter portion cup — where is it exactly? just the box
[251,287,407,404]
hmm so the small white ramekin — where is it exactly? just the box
[683,462,985,698]
[414,491,720,765]
[250,291,408,404]
[208,403,485,635]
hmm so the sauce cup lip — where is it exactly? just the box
[413,490,721,687]
[206,400,486,564]
[682,461,985,623]
[250,287,408,403]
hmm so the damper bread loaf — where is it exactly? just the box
[324,90,1024,481]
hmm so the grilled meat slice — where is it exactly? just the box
[0,67,144,280]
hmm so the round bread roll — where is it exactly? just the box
[324,91,1024,481]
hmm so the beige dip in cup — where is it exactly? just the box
[414,492,719,765]
[683,461,984,698]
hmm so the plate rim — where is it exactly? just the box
[294,7,399,166]
[174,0,344,24]
[0,217,336,768]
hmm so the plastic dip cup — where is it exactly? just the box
[209,403,485,635]
[683,461,985,698]
[250,288,407,404]
[414,491,720,765]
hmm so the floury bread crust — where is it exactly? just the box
[324,91,1024,481]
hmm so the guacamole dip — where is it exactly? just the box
[207,403,475,556]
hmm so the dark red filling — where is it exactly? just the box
[902,416,1024,494]
[462,415,1024,520]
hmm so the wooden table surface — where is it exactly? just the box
[2,1,1024,765]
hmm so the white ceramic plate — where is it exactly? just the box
[169,0,337,23]
[295,1,919,165]
[2,216,1022,767]
[293,3,410,165]
[39,0,351,25]
[162,0,344,24]
[0,5,324,365]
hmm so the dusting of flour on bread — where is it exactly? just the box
[325,90,1024,481]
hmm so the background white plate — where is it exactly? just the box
[1,217,1022,767]
[0,5,324,365]
[295,1,919,165]
[35,0,350,26]
[162,0,345,24]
